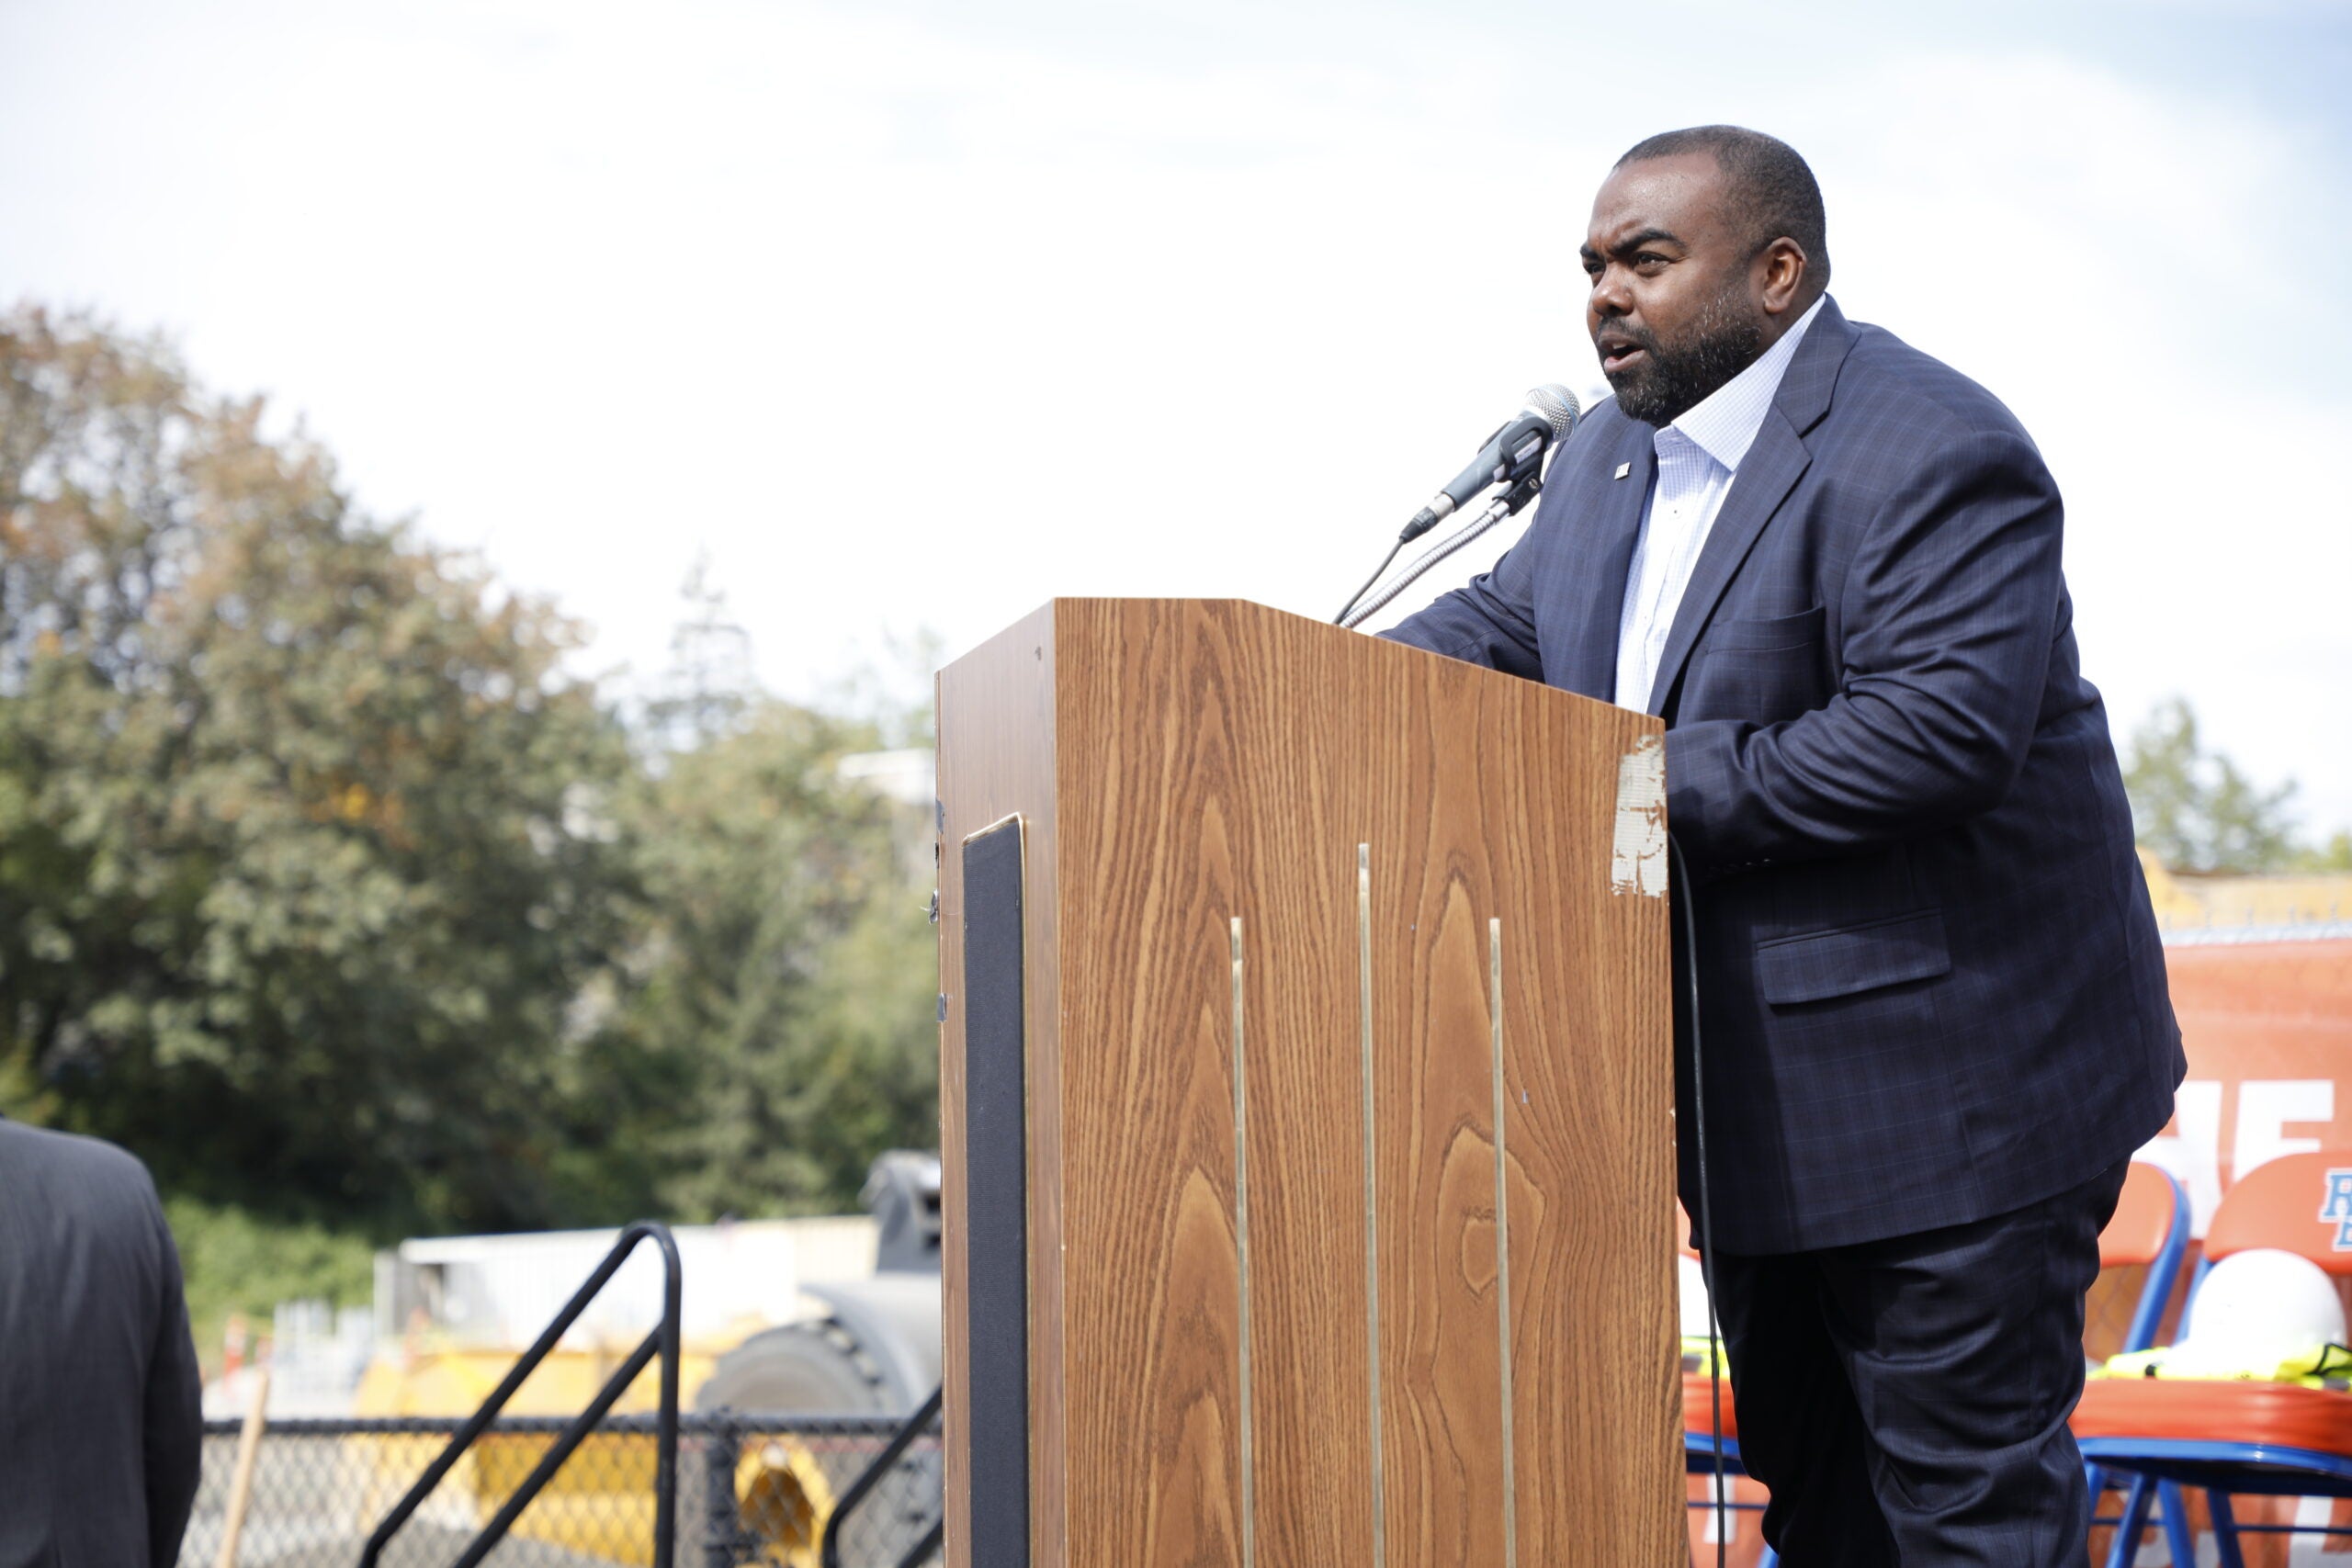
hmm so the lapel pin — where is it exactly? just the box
[1614,462,1632,480]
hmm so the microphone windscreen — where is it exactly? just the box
[1524,384,1582,438]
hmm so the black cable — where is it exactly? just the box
[1668,832,1728,1568]
[1333,535,1408,626]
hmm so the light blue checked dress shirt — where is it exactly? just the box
[1613,296,1826,712]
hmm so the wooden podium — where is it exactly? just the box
[935,599,1679,1567]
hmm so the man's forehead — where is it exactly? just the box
[1586,152,1729,248]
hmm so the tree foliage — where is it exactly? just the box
[0,307,637,1227]
[0,306,941,1237]
[600,697,936,1219]
[2122,696,2349,874]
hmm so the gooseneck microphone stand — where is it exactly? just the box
[1334,464,1546,630]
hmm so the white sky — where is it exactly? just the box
[5,0,2349,830]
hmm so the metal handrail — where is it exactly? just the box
[197,1410,904,1438]
[359,1220,684,1568]
[819,1383,944,1568]
[894,1519,945,1568]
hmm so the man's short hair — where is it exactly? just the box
[1617,125,1830,287]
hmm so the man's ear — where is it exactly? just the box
[1758,239,1808,317]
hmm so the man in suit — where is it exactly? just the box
[0,1116,205,1567]
[1384,126,2182,1562]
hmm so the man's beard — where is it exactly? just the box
[1601,278,1768,426]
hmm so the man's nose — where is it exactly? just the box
[1589,264,1634,320]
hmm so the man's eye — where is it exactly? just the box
[1636,254,1669,270]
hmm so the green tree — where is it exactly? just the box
[0,306,635,1228]
[2121,696,2339,874]
[599,689,938,1220]
[640,554,757,753]
[2,304,944,1249]
[2300,829,2352,875]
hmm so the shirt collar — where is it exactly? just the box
[1657,295,1826,473]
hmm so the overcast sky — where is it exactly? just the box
[5,0,2349,830]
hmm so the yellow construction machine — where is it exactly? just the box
[343,1155,943,1565]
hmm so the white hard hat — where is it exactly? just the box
[1679,1254,1713,1340]
[2181,1248,2347,1362]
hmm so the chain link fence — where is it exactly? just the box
[180,1409,943,1568]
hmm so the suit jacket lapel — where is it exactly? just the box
[1559,422,1655,701]
[1644,298,1856,716]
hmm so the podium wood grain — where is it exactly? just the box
[938,599,1679,1568]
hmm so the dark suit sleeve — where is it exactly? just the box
[142,1190,204,1568]
[1664,425,2064,877]
[1374,532,1547,680]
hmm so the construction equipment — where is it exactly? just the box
[695,1154,940,1418]
[344,1154,944,1565]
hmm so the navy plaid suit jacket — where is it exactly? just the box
[0,1118,202,1566]
[1385,296,2183,1253]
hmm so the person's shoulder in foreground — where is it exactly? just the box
[1,1108,162,1190]
[0,1115,206,1568]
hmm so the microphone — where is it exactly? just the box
[1333,382,1582,628]
[1400,385,1581,542]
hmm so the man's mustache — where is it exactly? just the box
[1594,319,1663,356]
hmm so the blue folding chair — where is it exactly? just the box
[2080,1162,2196,1565]
[1679,1210,1774,1568]
[2076,1152,2352,1568]
[1683,1362,1774,1567]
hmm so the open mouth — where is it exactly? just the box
[1597,335,1649,375]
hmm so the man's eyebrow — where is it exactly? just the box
[1613,226,1684,254]
[1582,227,1686,264]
